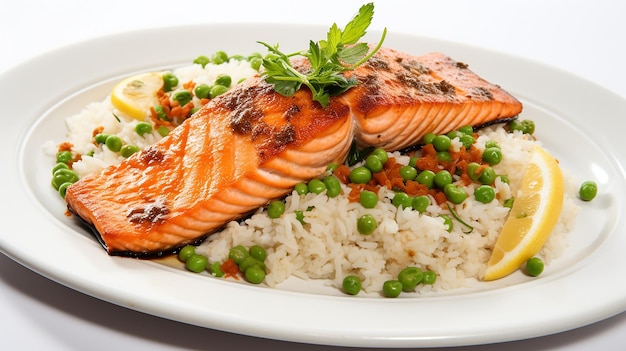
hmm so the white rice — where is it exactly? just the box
[55,58,579,295]
[195,127,579,293]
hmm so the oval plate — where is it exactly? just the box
[1,24,625,347]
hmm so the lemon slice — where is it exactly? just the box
[484,145,564,281]
[110,72,163,120]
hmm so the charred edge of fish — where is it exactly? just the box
[67,204,210,259]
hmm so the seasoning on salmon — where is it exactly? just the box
[64,47,522,258]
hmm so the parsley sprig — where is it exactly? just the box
[257,3,387,107]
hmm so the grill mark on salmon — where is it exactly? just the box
[64,47,522,257]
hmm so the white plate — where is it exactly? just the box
[1,24,625,348]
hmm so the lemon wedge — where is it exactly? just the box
[484,145,564,281]
[110,72,163,120]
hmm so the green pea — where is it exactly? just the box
[239,255,266,272]
[185,253,208,273]
[94,133,110,144]
[498,174,510,184]
[579,181,598,201]
[162,72,178,92]
[323,175,342,198]
[294,182,309,195]
[51,169,79,190]
[422,132,436,144]
[326,162,339,172]
[508,120,524,133]
[209,261,224,277]
[209,85,229,98]
[526,257,544,277]
[215,74,232,88]
[194,84,211,99]
[178,245,196,262]
[52,162,69,175]
[365,154,383,173]
[247,52,263,60]
[522,120,535,134]
[357,214,377,235]
[135,122,153,136]
[173,90,193,107]
[228,245,249,265]
[411,195,430,213]
[349,166,372,184]
[104,135,122,152]
[342,275,362,295]
[459,134,475,149]
[503,198,515,208]
[478,166,497,185]
[482,147,503,165]
[229,54,245,61]
[120,145,140,158]
[154,105,168,120]
[58,182,73,199]
[294,210,306,225]
[157,126,170,137]
[422,270,437,284]
[466,162,482,181]
[193,55,210,67]
[244,265,266,284]
[474,185,496,203]
[485,140,500,149]
[190,106,200,115]
[437,151,451,163]
[359,190,378,209]
[211,51,229,65]
[444,184,467,204]
[249,57,263,71]
[249,245,267,261]
[434,170,453,188]
[439,214,453,232]
[398,266,423,292]
[416,170,436,189]
[382,280,403,298]
[370,148,389,164]
[408,157,418,168]
[399,165,418,181]
[432,135,451,152]
[392,192,412,209]
[308,178,327,194]
[447,130,461,140]
[56,150,73,164]
[267,200,285,218]
[458,125,473,135]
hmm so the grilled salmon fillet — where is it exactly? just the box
[65,47,522,257]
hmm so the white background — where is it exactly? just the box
[1,0,625,349]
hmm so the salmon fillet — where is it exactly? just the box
[65,47,522,257]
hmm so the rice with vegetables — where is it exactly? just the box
[51,53,579,296]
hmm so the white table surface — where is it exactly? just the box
[1,0,625,349]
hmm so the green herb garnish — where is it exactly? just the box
[257,3,387,107]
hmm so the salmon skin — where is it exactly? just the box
[64,47,522,258]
